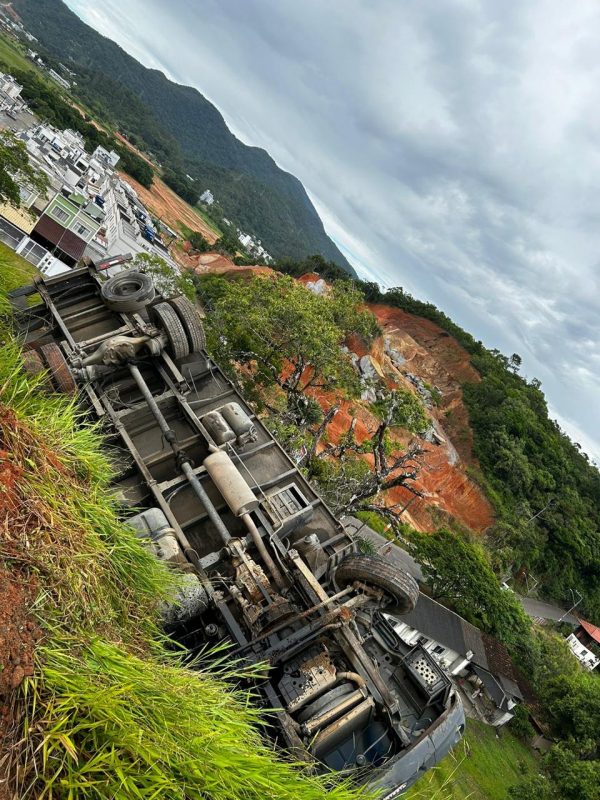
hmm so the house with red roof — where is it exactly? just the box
[566,620,600,671]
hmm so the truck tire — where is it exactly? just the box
[40,343,77,394]
[101,270,155,313]
[168,295,206,353]
[149,301,190,359]
[22,348,46,379]
[334,554,419,614]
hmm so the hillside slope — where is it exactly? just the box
[11,0,355,274]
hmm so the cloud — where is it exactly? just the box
[66,0,600,462]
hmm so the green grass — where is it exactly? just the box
[0,251,373,799]
[193,204,223,236]
[0,241,38,313]
[0,32,38,74]
[405,720,538,800]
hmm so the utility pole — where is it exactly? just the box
[526,498,555,523]
[558,588,583,622]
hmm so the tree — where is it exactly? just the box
[0,131,49,207]
[305,389,428,525]
[131,253,194,300]
[542,672,600,748]
[406,528,532,651]
[188,231,210,252]
[162,168,198,204]
[197,274,379,421]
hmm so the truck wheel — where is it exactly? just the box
[40,343,77,394]
[149,302,190,359]
[22,348,46,379]
[101,270,155,313]
[168,296,206,353]
[334,554,419,614]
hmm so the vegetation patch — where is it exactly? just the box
[405,720,538,800]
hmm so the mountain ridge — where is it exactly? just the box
[11,0,356,274]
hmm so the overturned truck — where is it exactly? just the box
[12,265,464,797]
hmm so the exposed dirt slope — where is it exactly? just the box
[185,265,493,533]
[118,172,218,243]
[173,248,275,278]
[369,304,480,466]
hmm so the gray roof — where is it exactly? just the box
[400,593,489,668]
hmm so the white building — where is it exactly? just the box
[566,621,600,671]
[0,72,25,113]
[47,69,71,91]
[93,145,120,169]
[200,189,214,205]
[238,232,254,249]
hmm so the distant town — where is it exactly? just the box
[0,52,273,278]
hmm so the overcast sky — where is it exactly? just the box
[67,0,600,462]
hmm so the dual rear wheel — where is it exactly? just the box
[149,297,205,360]
[100,269,206,360]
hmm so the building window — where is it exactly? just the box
[50,206,69,223]
[74,223,91,238]
[19,186,34,204]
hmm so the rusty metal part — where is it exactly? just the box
[283,650,338,713]
[230,537,272,606]
[268,606,352,665]
[310,698,375,756]
[203,450,259,516]
[242,512,286,590]
[230,586,355,657]
[40,342,77,393]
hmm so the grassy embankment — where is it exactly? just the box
[191,206,223,237]
[405,719,538,800]
[0,32,37,74]
[0,240,371,799]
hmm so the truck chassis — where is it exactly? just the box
[11,264,464,797]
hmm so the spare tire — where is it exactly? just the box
[101,270,155,313]
[168,295,206,353]
[334,554,419,614]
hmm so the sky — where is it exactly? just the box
[66,0,600,463]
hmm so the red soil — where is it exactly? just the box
[0,444,41,797]
[166,261,493,532]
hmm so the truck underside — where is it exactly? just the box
[11,264,464,796]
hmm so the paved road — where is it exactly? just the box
[517,596,579,625]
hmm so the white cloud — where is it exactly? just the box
[65,0,600,458]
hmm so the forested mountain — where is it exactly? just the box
[12,0,355,274]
